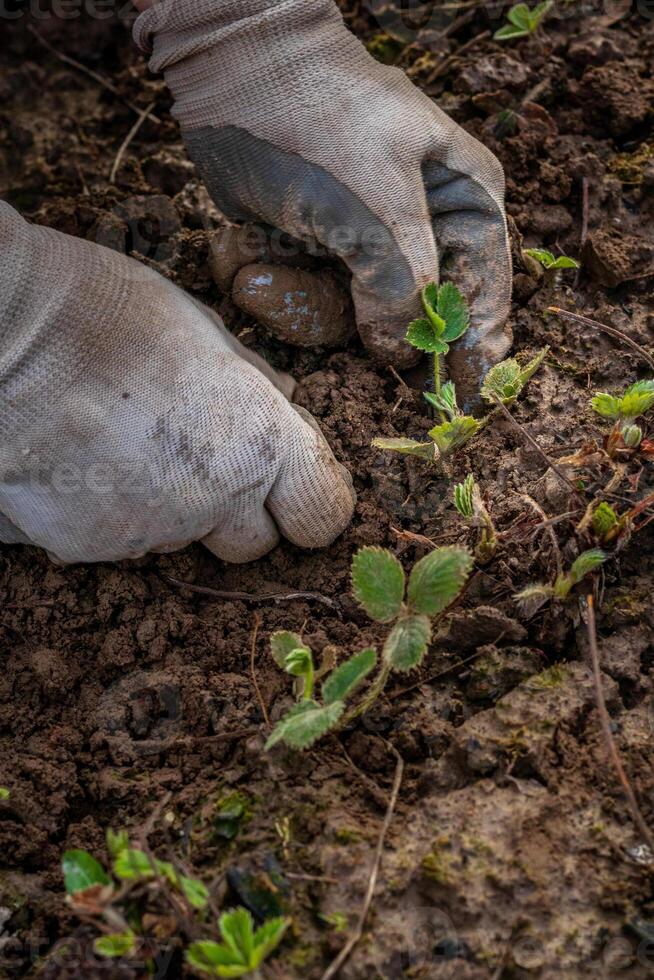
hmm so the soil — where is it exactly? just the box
[1,3,654,978]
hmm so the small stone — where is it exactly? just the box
[232,263,354,349]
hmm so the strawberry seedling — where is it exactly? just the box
[453,474,498,562]
[591,379,654,455]
[481,348,548,406]
[187,908,290,978]
[515,548,607,615]
[373,282,482,462]
[266,545,473,749]
[494,2,552,41]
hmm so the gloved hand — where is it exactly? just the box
[134,0,513,403]
[0,202,355,564]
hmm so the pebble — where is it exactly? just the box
[232,263,354,349]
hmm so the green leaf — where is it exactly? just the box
[186,940,246,977]
[622,423,643,448]
[591,393,622,421]
[270,631,306,669]
[519,347,549,384]
[425,381,459,419]
[62,850,111,895]
[382,615,432,672]
[372,437,438,461]
[524,248,556,269]
[428,416,481,455]
[265,700,345,751]
[181,876,210,910]
[454,474,476,519]
[106,828,129,860]
[481,359,523,405]
[407,546,474,617]
[252,917,291,965]
[592,502,618,539]
[508,2,532,28]
[422,282,439,314]
[94,932,136,959]
[532,0,552,23]
[284,648,313,678]
[322,648,377,704]
[113,849,155,881]
[494,23,529,39]
[568,549,607,586]
[0,788,10,801]
[351,546,405,623]
[405,318,448,354]
[220,908,254,965]
[437,282,470,343]
[620,380,654,419]
[549,256,580,270]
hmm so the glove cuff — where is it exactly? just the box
[134,0,340,71]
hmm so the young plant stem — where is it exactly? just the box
[343,663,392,724]
[303,662,315,701]
[434,353,447,424]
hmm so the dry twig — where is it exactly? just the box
[249,613,270,729]
[491,394,583,498]
[320,746,404,980]
[166,576,339,612]
[548,307,654,372]
[28,26,160,124]
[585,595,654,853]
[516,493,563,576]
[109,101,156,183]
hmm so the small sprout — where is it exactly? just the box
[591,502,619,542]
[494,1,552,40]
[481,348,548,406]
[453,474,498,562]
[374,286,484,462]
[94,932,137,960]
[0,788,10,801]
[515,549,607,615]
[62,850,111,896]
[187,907,290,978]
[271,631,315,699]
[523,248,580,273]
[591,379,654,454]
[268,546,473,748]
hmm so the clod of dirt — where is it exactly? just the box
[582,229,654,287]
[457,53,530,94]
[209,224,320,292]
[578,63,654,139]
[441,606,527,651]
[232,264,354,348]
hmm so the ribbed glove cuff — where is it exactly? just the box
[133,0,338,72]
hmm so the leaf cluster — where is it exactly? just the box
[523,248,579,272]
[481,348,549,406]
[266,546,473,750]
[406,282,470,357]
[453,475,498,562]
[187,908,289,978]
[591,380,654,424]
[515,549,607,615]
[495,1,552,40]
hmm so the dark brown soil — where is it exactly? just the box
[2,4,654,978]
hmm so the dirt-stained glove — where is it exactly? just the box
[0,202,355,564]
[134,0,512,404]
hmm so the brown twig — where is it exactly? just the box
[516,493,563,576]
[116,728,261,755]
[585,595,654,853]
[165,576,339,612]
[425,29,491,86]
[27,26,160,124]
[320,746,404,980]
[491,394,583,498]
[249,613,270,729]
[109,102,156,183]
[548,308,654,372]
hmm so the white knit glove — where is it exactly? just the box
[0,202,355,564]
[134,0,512,402]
